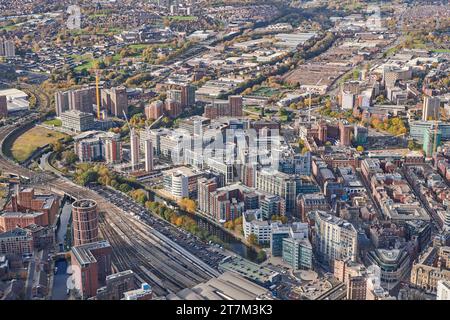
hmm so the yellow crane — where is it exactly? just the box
[95,70,101,120]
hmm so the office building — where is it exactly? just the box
[242,209,271,245]
[256,169,298,215]
[0,95,6,118]
[96,270,135,300]
[70,240,112,299]
[209,184,258,222]
[354,126,368,145]
[437,280,450,300]
[130,128,140,171]
[366,248,410,290]
[409,121,450,143]
[144,139,153,172]
[3,187,60,227]
[422,96,440,121]
[297,193,329,222]
[260,194,285,220]
[270,224,290,257]
[339,122,353,146]
[163,167,204,199]
[0,228,33,256]
[61,110,95,132]
[282,237,313,270]
[72,199,99,246]
[313,211,358,268]
[410,246,450,293]
[423,126,442,157]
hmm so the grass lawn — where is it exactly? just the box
[12,127,68,162]
[74,59,96,72]
[43,119,62,127]
[432,49,450,53]
[252,87,280,97]
[168,16,198,21]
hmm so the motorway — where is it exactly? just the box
[1,119,223,297]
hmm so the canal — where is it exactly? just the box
[51,199,72,300]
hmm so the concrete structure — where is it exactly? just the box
[68,88,94,114]
[70,240,112,299]
[61,110,95,132]
[282,236,312,270]
[72,199,99,246]
[270,224,290,257]
[203,96,243,119]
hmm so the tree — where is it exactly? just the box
[119,183,132,193]
[52,141,63,153]
[248,233,258,246]
[257,250,267,263]
[178,198,197,214]
[62,151,78,165]
[356,146,364,152]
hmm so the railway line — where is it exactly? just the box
[1,120,219,297]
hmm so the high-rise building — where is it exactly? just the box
[104,135,122,164]
[313,210,358,268]
[70,240,112,299]
[203,96,243,119]
[339,122,353,146]
[144,139,153,172]
[282,237,313,270]
[256,169,298,214]
[270,224,290,257]
[0,95,7,118]
[130,129,140,171]
[55,91,70,117]
[198,177,217,214]
[422,96,440,121]
[72,199,99,246]
[354,125,368,146]
[145,100,164,120]
[228,95,243,117]
[110,87,128,117]
[69,88,93,113]
[164,99,182,118]
[0,228,33,256]
[181,84,196,108]
[0,38,15,57]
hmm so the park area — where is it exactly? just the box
[11,126,67,162]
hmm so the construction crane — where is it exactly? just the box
[95,70,101,120]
